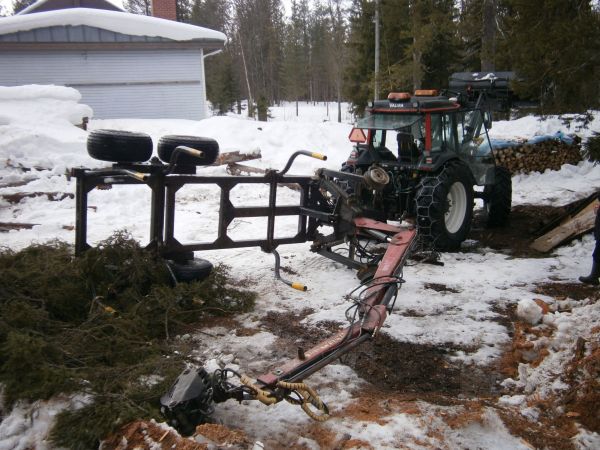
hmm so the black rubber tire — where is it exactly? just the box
[158,135,219,166]
[484,166,512,227]
[415,161,474,251]
[167,258,213,283]
[164,250,195,264]
[87,129,153,162]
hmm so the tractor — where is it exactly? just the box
[339,72,514,251]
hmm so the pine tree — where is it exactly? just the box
[457,0,512,72]
[281,0,310,112]
[345,0,459,115]
[344,0,376,116]
[327,0,348,122]
[505,0,600,113]
[234,0,285,107]
[12,0,34,14]
[122,0,152,15]
[190,0,239,114]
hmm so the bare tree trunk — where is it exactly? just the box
[238,32,253,118]
[410,1,423,91]
[481,0,497,72]
[337,84,341,123]
[374,0,380,100]
[412,44,423,91]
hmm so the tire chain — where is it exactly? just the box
[414,167,447,249]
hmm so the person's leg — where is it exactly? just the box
[579,240,600,285]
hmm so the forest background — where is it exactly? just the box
[4,0,600,118]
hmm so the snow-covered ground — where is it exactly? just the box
[0,85,599,449]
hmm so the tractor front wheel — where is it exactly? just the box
[415,161,474,251]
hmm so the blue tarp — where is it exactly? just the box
[491,131,576,149]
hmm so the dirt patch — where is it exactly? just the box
[339,388,422,425]
[172,314,261,339]
[497,407,578,450]
[423,282,461,293]
[532,282,600,301]
[470,204,571,257]
[195,423,249,447]
[563,340,600,433]
[339,439,374,449]
[260,309,337,348]
[490,306,598,449]
[103,420,206,450]
[340,395,392,426]
[341,333,500,397]
[288,424,338,449]
[440,402,486,429]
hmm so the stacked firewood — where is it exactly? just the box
[491,137,582,174]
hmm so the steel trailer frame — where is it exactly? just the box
[71,152,419,425]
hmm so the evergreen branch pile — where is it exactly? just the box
[582,134,600,165]
[0,233,256,449]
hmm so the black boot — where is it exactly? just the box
[579,261,600,285]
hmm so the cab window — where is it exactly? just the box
[430,113,457,153]
[372,129,386,148]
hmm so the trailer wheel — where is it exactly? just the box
[87,129,153,162]
[484,166,512,227]
[167,258,213,283]
[158,135,219,166]
[415,161,474,251]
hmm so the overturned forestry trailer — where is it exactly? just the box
[73,73,521,432]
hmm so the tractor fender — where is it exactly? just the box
[424,154,472,181]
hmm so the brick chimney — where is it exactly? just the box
[152,0,177,21]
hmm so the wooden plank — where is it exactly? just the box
[226,163,302,192]
[0,222,38,232]
[1,192,74,204]
[214,150,261,166]
[530,199,598,252]
[226,162,266,175]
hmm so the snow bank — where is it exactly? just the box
[490,112,600,141]
[0,85,82,102]
[0,398,70,450]
[0,85,93,175]
[512,161,600,206]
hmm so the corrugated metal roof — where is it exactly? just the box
[0,8,226,44]
[0,25,170,42]
[18,0,125,15]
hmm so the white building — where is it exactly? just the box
[0,0,226,119]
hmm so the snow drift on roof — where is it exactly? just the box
[0,8,226,43]
[18,0,125,16]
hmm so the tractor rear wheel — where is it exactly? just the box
[415,161,474,251]
[87,129,153,163]
[484,166,512,227]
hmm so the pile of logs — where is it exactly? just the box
[491,137,582,174]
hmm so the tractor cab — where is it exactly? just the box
[347,90,495,185]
